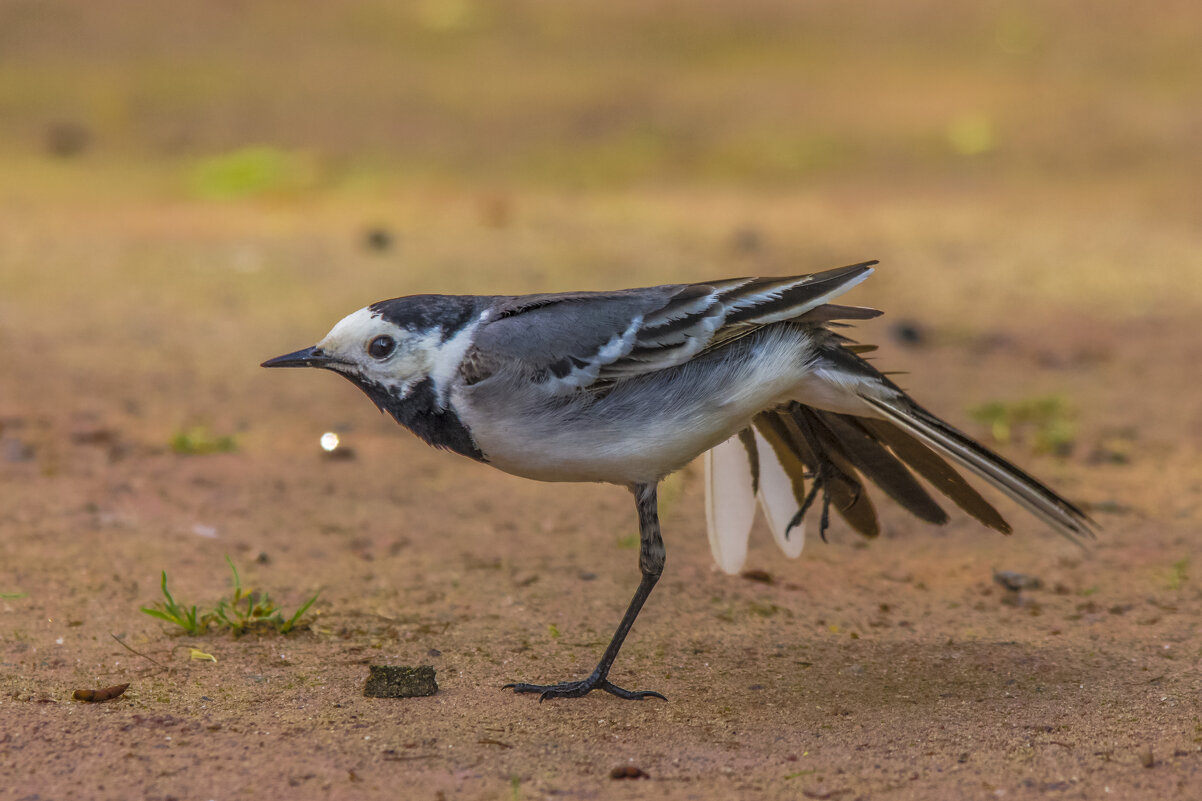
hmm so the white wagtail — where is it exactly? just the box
[263,261,1095,701]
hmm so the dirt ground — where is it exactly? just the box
[3,3,1202,800]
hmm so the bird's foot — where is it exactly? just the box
[504,676,666,702]
[790,459,859,542]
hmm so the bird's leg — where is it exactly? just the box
[505,482,667,702]
[787,463,840,542]
[789,476,824,536]
[785,414,859,543]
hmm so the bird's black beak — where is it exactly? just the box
[261,346,332,369]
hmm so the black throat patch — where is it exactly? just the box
[344,375,485,463]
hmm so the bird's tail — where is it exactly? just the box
[856,394,1096,544]
[704,352,1096,575]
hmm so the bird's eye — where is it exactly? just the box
[367,335,396,359]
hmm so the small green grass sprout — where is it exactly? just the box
[189,146,320,201]
[211,556,319,635]
[1168,558,1189,590]
[170,425,237,455]
[141,558,319,636]
[968,395,1076,456]
[140,570,205,635]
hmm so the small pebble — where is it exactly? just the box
[993,571,1042,592]
[479,194,511,227]
[889,320,927,346]
[45,121,91,157]
[730,227,764,254]
[1,437,34,462]
[362,226,395,252]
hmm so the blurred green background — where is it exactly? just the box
[5,0,1199,194]
[1,0,1199,403]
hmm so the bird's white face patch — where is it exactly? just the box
[316,307,439,400]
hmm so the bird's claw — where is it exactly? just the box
[504,678,666,702]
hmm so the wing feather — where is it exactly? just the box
[467,262,878,394]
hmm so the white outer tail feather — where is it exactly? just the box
[753,429,805,559]
[704,432,806,575]
[703,437,755,574]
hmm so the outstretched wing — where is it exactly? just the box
[466,262,880,392]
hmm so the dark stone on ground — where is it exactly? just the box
[364,665,438,698]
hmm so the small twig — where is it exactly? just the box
[111,633,167,669]
[477,738,514,749]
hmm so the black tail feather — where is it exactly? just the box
[750,401,1066,542]
[860,395,1096,545]
[858,418,1012,534]
[755,408,881,538]
[812,411,949,526]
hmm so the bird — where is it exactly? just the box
[262,261,1095,701]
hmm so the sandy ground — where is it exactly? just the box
[3,2,1202,799]
[3,190,1200,801]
